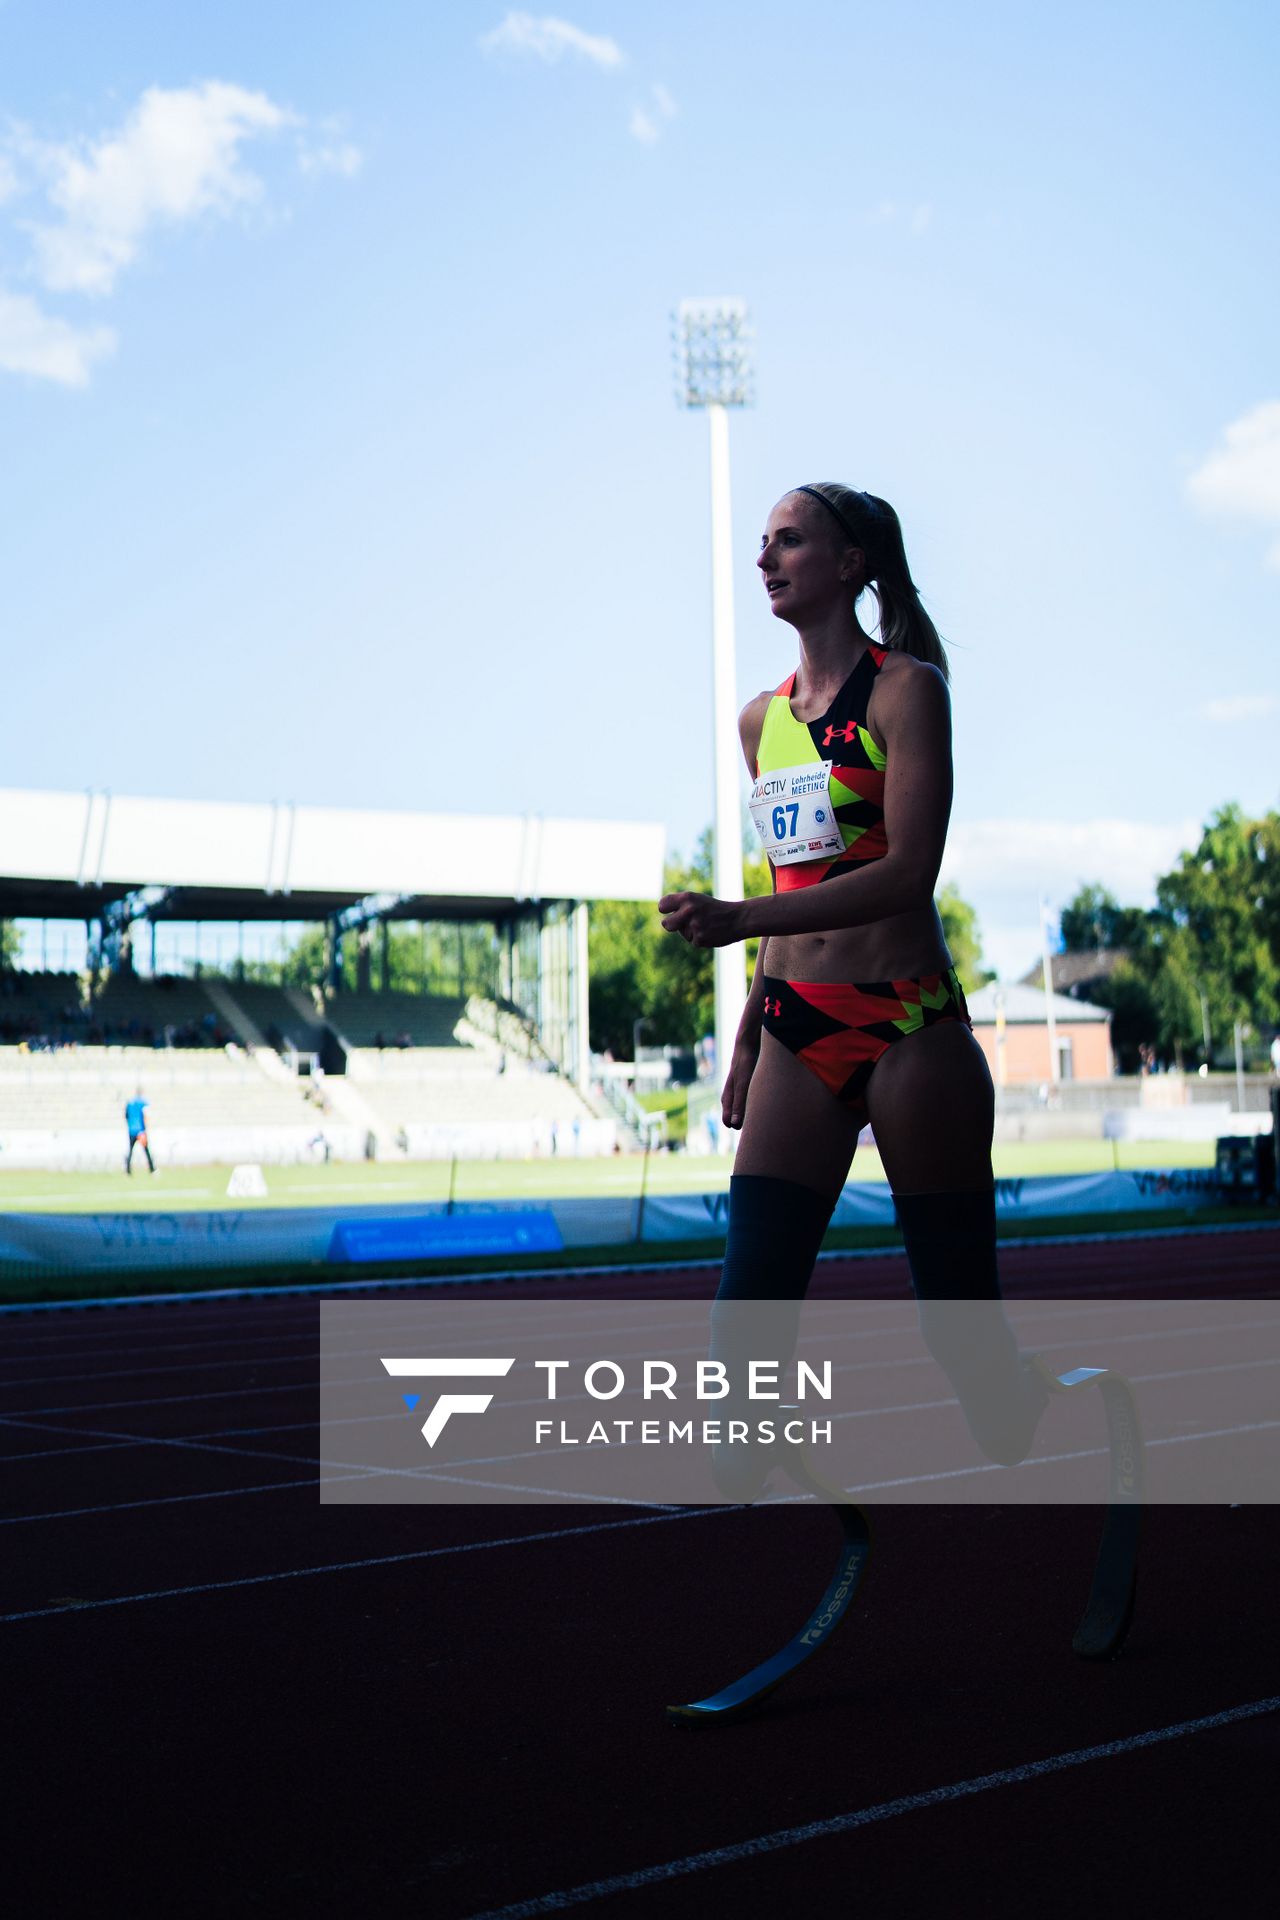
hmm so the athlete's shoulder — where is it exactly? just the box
[738,687,776,746]
[874,648,948,704]
[875,646,943,682]
[738,687,774,732]
[869,650,949,749]
[738,688,775,775]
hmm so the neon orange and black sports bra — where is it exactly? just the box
[750,644,889,892]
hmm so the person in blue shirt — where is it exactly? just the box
[124,1090,155,1174]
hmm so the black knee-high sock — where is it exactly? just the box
[709,1175,836,1491]
[716,1173,836,1302]
[713,1172,835,1396]
[895,1186,1047,1466]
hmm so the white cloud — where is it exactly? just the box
[297,138,362,179]
[25,82,296,297]
[0,288,115,386]
[945,816,1198,905]
[867,200,933,233]
[1186,400,1280,570]
[479,12,625,68]
[941,815,1201,979]
[629,81,677,144]
[1203,692,1279,723]
[0,82,355,388]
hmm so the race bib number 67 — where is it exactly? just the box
[749,762,844,867]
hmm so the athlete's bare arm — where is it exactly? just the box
[717,693,777,1128]
[737,690,775,1024]
[660,657,951,948]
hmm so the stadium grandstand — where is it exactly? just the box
[0,785,663,1171]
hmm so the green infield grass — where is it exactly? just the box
[0,1136,1219,1214]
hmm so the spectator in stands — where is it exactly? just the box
[124,1090,156,1175]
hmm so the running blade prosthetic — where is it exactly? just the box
[666,1455,872,1727]
[1033,1360,1145,1660]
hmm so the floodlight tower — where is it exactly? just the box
[672,297,754,1140]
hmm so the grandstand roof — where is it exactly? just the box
[0,786,665,922]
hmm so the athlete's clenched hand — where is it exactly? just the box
[658,891,745,948]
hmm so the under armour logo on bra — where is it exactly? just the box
[822,722,858,747]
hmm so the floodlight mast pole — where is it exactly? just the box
[707,400,746,1099]
[673,298,754,1144]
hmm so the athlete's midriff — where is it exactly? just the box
[766,910,952,987]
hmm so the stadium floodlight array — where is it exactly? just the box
[671,297,755,411]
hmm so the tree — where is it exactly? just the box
[1088,956,1162,1073]
[0,921,21,969]
[1060,884,1148,953]
[936,883,994,991]
[589,822,767,1055]
[1152,804,1280,1063]
[590,837,720,1056]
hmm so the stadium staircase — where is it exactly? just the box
[202,980,268,1053]
[316,990,612,1157]
[309,1074,383,1149]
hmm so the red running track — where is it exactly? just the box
[2,1222,1277,1915]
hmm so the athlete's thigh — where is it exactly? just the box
[863,1018,994,1193]
[734,1029,863,1200]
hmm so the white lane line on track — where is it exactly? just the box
[6,1310,1277,1420]
[2,1217,1273,1318]
[0,1505,725,1624]
[0,1413,392,1479]
[0,1408,703,1500]
[0,1464,672,1525]
[0,1292,1233,1387]
[5,1409,1279,1529]
[0,1375,369,1418]
[0,1290,720,1366]
[0,1475,349,1524]
[0,1315,914,1393]
[462,1695,1280,1920]
[0,1294,682,1364]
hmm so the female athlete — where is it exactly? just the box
[660,482,1046,1463]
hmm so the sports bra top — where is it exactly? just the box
[750,644,889,892]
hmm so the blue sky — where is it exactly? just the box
[2,1,1277,979]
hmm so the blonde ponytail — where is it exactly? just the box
[797,482,950,684]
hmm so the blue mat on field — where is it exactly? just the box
[328,1209,564,1263]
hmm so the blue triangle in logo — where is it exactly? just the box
[402,1393,420,1412]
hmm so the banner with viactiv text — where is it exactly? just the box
[318,1297,1280,1507]
[0,1171,1239,1287]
